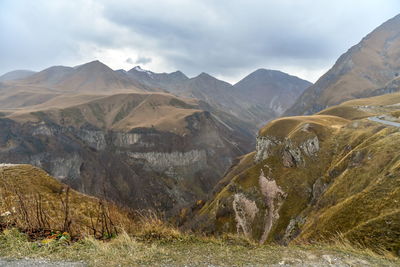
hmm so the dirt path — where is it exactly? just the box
[0,259,86,267]
[368,116,400,127]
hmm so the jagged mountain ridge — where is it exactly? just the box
[285,14,400,116]
[1,61,311,133]
[126,66,189,92]
[127,66,311,130]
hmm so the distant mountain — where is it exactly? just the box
[174,72,239,110]
[285,14,400,116]
[167,71,311,131]
[13,60,151,93]
[126,66,188,92]
[0,70,36,82]
[126,66,311,131]
[0,61,160,109]
[234,69,311,115]
[19,65,74,86]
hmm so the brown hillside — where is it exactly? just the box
[190,92,400,255]
[285,14,400,116]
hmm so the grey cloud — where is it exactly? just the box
[126,56,152,65]
[126,58,134,64]
[135,56,152,65]
[100,0,400,78]
[1,0,400,82]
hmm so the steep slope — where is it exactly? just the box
[0,92,252,215]
[0,70,36,82]
[0,164,132,236]
[169,73,276,132]
[127,68,311,132]
[189,93,400,255]
[234,69,311,115]
[285,14,400,115]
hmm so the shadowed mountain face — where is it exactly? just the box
[285,14,400,116]
[126,66,189,92]
[234,69,312,116]
[127,68,311,131]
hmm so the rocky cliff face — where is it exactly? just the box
[0,93,252,215]
[188,95,400,254]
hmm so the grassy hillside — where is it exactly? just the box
[0,165,398,266]
[0,164,132,238]
[190,92,400,256]
[3,92,202,135]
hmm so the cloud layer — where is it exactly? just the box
[1,0,399,82]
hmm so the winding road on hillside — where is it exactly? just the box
[0,259,85,267]
[368,116,400,127]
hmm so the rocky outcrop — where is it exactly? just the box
[232,193,259,239]
[188,115,347,245]
[0,109,250,214]
[126,150,207,173]
[77,129,106,150]
[113,132,144,147]
[254,136,280,162]
[255,134,319,167]
[300,136,319,157]
[258,171,286,243]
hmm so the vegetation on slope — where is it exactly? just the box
[190,93,400,256]
[0,164,133,238]
[0,163,398,266]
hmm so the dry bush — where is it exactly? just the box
[0,165,134,239]
[131,209,183,241]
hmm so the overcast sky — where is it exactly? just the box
[1,0,399,83]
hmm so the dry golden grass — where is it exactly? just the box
[0,164,134,238]
[258,115,349,138]
[4,92,202,135]
[0,165,398,265]
[1,227,399,266]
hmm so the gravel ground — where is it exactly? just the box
[0,259,86,267]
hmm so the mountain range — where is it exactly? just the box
[1,12,400,258]
[0,59,311,214]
